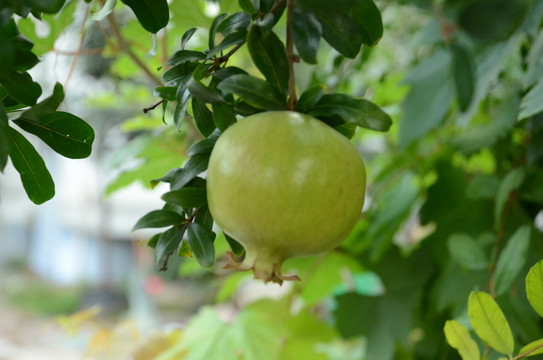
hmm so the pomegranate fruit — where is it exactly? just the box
[206,111,366,284]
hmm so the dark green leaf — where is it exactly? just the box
[350,0,383,47]
[307,8,363,58]
[212,66,248,82]
[153,86,177,101]
[194,206,214,232]
[132,209,184,231]
[520,170,543,204]
[120,0,169,33]
[150,167,180,187]
[15,111,94,159]
[7,128,55,204]
[0,102,10,172]
[206,30,247,60]
[162,50,206,69]
[217,12,251,36]
[155,225,188,270]
[494,225,531,296]
[0,70,41,106]
[187,73,226,104]
[209,13,229,50]
[238,0,257,15]
[180,28,197,50]
[333,122,357,139]
[187,137,217,157]
[173,87,191,131]
[297,85,326,113]
[247,25,289,94]
[225,233,245,257]
[162,187,207,209]
[234,101,261,117]
[212,103,237,131]
[12,46,40,72]
[495,168,525,226]
[147,233,161,249]
[191,98,216,138]
[292,8,321,64]
[217,74,287,110]
[308,93,392,131]
[162,62,199,86]
[451,42,475,111]
[186,222,216,267]
[171,153,210,190]
[25,0,66,13]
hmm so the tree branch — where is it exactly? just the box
[106,12,162,86]
[285,0,297,110]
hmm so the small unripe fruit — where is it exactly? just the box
[207,111,366,283]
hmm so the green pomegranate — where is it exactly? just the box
[206,111,366,284]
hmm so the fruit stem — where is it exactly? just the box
[285,0,297,111]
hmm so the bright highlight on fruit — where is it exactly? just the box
[207,111,366,284]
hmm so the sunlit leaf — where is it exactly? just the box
[519,338,543,357]
[468,291,514,356]
[526,260,543,318]
[444,320,480,360]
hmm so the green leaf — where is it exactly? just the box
[247,25,289,94]
[0,103,10,172]
[90,0,117,21]
[212,103,237,131]
[399,49,455,148]
[194,205,214,230]
[297,85,326,113]
[520,170,543,203]
[132,210,184,231]
[217,12,251,36]
[292,9,321,64]
[238,0,257,15]
[191,98,216,138]
[349,0,383,47]
[162,50,206,69]
[444,320,481,360]
[495,168,525,226]
[162,187,207,209]
[224,233,245,257]
[308,93,392,131]
[520,79,543,119]
[208,13,229,50]
[25,0,66,13]
[468,291,514,356]
[7,128,55,204]
[0,70,42,106]
[153,86,177,101]
[15,111,94,159]
[526,260,543,318]
[173,87,191,131]
[162,62,198,86]
[147,233,160,249]
[447,234,488,271]
[154,225,187,270]
[451,42,475,112]
[171,153,210,190]
[494,225,531,296]
[120,0,169,33]
[180,28,197,50]
[519,338,543,357]
[186,222,215,268]
[206,30,247,60]
[187,64,226,104]
[186,137,217,157]
[217,74,287,110]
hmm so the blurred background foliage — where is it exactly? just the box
[1,0,543,359]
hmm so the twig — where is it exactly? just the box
[268,0,287,15]
[106,12,162,86]
[514,342,543,359]
[63,3,90,96]
[285,0,297,110]
[143,99,165,113]
[488,191,516,298]
[208,42,245,74]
